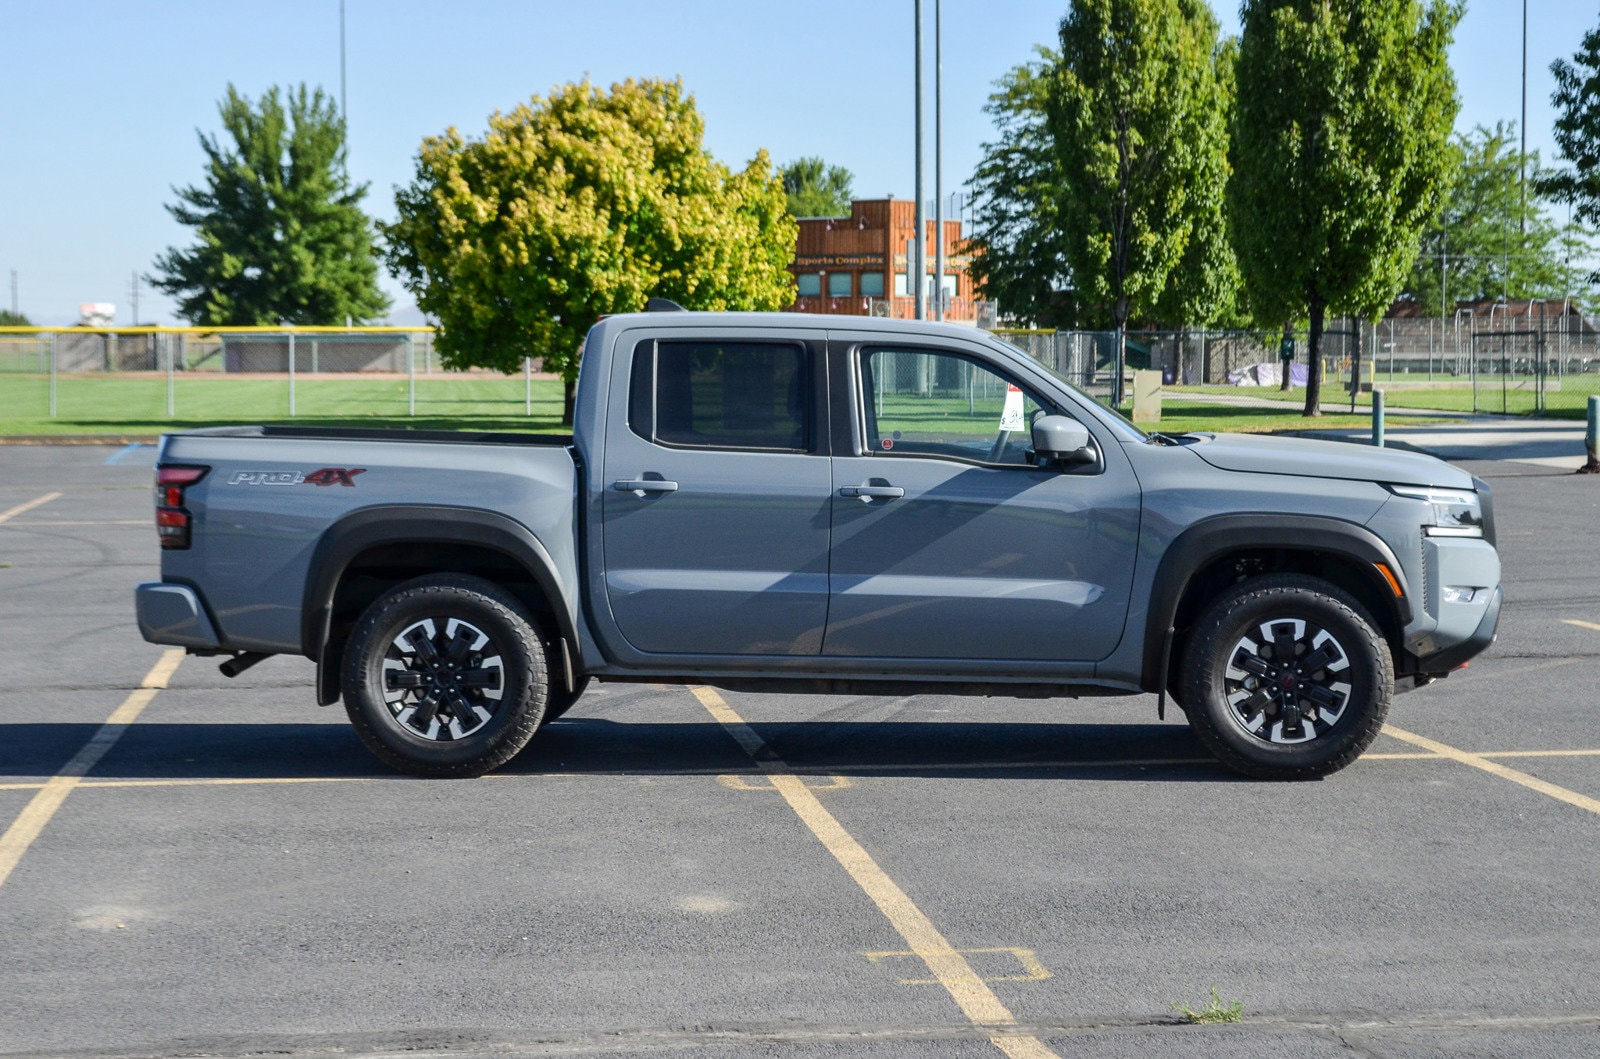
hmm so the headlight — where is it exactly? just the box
[1386,484,1484,537]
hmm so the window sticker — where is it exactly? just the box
[999,384,1026,432]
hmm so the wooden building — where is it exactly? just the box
[788,198,979,322]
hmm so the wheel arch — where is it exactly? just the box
[303,505,579,706]
[1141,514,1412,695]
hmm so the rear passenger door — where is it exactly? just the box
[598,329,833,657]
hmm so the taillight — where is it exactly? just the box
[154,465,208,549]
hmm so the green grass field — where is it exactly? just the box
[1170,375,1600,418]
[0,374,569,436]
[0,372,1445,440]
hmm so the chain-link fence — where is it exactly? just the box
[0,327,569,428]
[996,305,1600,416]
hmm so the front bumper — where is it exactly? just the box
[134,581,221,649]
[1416,584,1501,673]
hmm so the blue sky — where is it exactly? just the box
[1,1,1593,325]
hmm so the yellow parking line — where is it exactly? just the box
[1383,724,1600,818]
[1563,619,1600,632]
[691,686,1058,1059]
[0,519,145,527]
[0,650,183,895]
[0,492,62,524]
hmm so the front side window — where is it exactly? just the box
[630,340,809,451]
[858,346,1051,466]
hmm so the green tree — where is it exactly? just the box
[1405,124,1590,311]
[383,78,796,424]
[150,84,389,325]
[781,156,854,217]
[1539,20,1600,228]
[1047,0,1238,392]
[0,310,31,326]
[1230,0,1460,415]
[966,49,1079,328]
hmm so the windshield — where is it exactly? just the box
[988,337,1149,443]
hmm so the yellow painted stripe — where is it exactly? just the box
[0,649,183,894]
[1563,619,1600,632]
[1383,724,1600,818]
[0,492,62,524]
[0,519,145,527]
[691,686,1057,1059]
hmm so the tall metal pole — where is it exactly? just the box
[913,0,926,322]
[8,269,16,317]
[288,332,297,417]
[49,331,57,417]
[1520,0,1528,242]
[340,0,347,126]
[407,333,416,416]
[933,0,945,322]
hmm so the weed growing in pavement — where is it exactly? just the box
[1173,985,1245,1024]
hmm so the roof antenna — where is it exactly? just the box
[646,297,687,312]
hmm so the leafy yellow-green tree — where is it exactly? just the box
[1046,0,1237,394]
[383,78,796,423]
[1230,0,1460,415]
[151,85,389,326]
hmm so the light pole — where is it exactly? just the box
[913,0,926,322]
[340,0,348,124]
[933,0,945,322]
[1520,0,1527,242]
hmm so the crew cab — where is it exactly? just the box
[135,311,1501,780]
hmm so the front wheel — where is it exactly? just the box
[1179,575,1392,780]
[342,575,548,777]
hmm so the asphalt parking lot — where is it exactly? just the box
[1,441,1598,1058]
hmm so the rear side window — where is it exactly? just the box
[629,340,810,451]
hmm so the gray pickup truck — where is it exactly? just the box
[136,310,1501,781]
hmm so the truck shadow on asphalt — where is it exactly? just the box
[0,717,1234,783]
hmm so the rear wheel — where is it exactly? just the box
[1179,574,1392,780]
[342,574,547,777]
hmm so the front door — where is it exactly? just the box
[824,342,1139,662]
[600,332,832,656]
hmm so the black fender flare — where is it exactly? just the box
[301,505,578,705]
[1139,513,1413,693]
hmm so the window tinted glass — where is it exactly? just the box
[860,272,885,297]
[797,273,821,297]
[630,340,809,451]
[828,272,852,297]
[859,347,1050,466]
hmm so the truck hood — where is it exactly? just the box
[1182,432,1475,489]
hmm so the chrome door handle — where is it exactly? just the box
[838,485,904,500]
[613,479,679,495]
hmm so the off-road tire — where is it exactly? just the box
[1179,574,1392,781]
[342,574,548,777]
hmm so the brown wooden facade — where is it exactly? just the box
[787,198,977,321]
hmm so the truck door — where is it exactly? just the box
[824,340,1139,663]
[599,331,832,656]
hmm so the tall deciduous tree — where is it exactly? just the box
[966,49,1079,328]
[383,78,796,424]
[1047,0,1237,393]
[781,157,854,217]
[150,84,389,326]
[1539,20,1600,228]
[1405,123,1593,311]
[1230,0,1460,415]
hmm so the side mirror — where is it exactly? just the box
[1031,415,1094,464]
